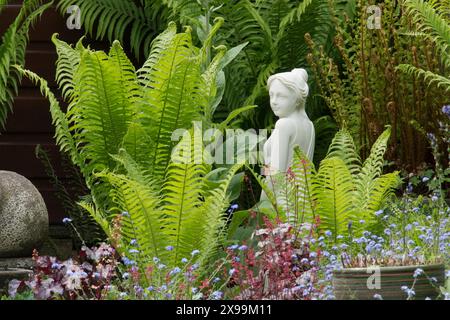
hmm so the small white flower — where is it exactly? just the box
[255,228,269,236]
[63,274,82,291]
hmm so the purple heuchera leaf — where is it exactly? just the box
[8,279,22,298]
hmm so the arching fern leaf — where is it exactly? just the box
[313,156,355,241]
[0,0,52,129]
[325,128,361,176]
[397,64,450,92]
[57,0,171,59]
[402,0,450,68]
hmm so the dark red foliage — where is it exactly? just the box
[225,218,320,300]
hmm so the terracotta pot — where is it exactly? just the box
[332,264,445,300]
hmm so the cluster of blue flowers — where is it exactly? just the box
[312,191,450,299]
[442,105,450,118]
[227,244,248,251]
[62,217,72,224]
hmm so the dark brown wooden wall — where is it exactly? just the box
[0,1,84,224]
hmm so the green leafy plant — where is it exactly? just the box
[306,0,449,170]
[397,0,450,92]
[52,1,359,182]
[249,127,401,242]
[18,22,231,206]
[96,143,242,271]
[381,193,450,266]
[0,0,52,129]
[17,22,249,270]
[56,0,172,60]
[55,1,348,148]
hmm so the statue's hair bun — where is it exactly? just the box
[291,68,308,83]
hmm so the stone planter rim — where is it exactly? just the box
[0,268,32,275]
[333,263,445,274]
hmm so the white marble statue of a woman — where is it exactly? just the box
[261,68,315,200]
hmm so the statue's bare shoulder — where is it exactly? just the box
[274,118,296,137]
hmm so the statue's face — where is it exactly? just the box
[269,79,297,118]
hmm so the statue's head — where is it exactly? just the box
[267,68,309,118]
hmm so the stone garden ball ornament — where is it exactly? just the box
[0,171,48,258]
[261,68,315,200]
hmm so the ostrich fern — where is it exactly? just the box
[402,0,450,68]
[55,0,349,131]
[18,22,244,208]
[18,23,248,270]
[94,138,243,271]
[215,0,348,127]
[0,0,52,129]
[54,0,348,165]
[314,127,400,237]
[251,127,400,242]
[56,0,171,59]
[397,0,450,92]
[307,0,448,170]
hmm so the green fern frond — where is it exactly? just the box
[162,131,210,266]
[150,57,205,178]
[15,66,83,169]
[16,65,114,216]
[397,64,450,92]
[217,105,257,131]
[291,146,317,224]
[136,22,178,86]
[217,0,271,110]
[313,156,355,241]
[108,41,141,105]
[363,171,401,219]
[355,127,392,210]
[161,0,203,26]
[325,128,361,176]
[52,34,83,101]
[99,171,168,264]
[277,0,333,68]
[69,48,132,172]
[78,200,111,238]
[121,122,155,171]
[197,163,243,268]
[110,148,155,186]
[140,30,205,179]
[358,127,391,184]
[276,0,313,42]
[268,170,295,221]
[243,0,274,49]
[0,0,52,129]
[253,0,295,37]
[57,0,171,59]
[403,0,450,68]
[244,59,279,106]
